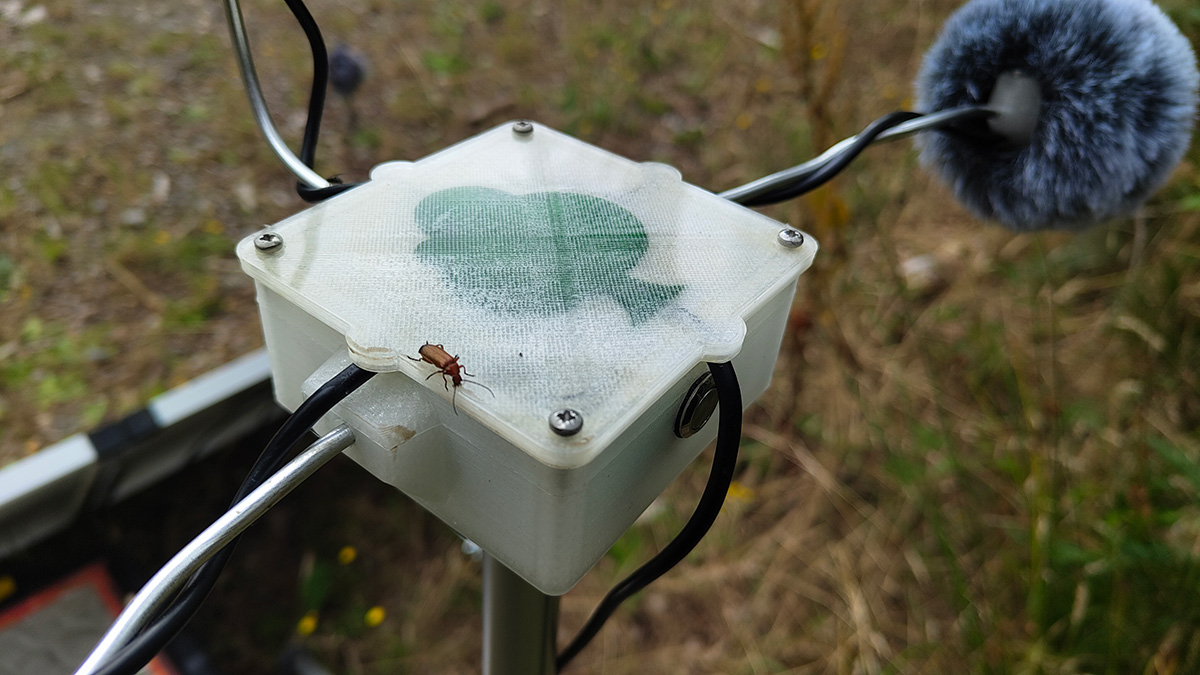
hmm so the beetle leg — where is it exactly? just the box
[425,371,439,381]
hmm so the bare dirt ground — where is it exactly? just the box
[4,0,1200,672]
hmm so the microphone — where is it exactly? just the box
[915,0,1199,231]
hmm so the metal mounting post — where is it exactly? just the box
[482,553,559,675]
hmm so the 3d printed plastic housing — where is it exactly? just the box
[238,122,816,593]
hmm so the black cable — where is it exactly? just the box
[732,111,923,208]
[284,0,325,171]
[91,363,376,675]
[556,361,742,671]
[277,0,360,202]
[299,175,359,203]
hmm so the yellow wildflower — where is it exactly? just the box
[364,606,386,628]
[296,610,318,636]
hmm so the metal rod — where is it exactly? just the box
[482,553,559,675]
[718,106,993,204]
[76,425,356,675]
[221,0,331,190]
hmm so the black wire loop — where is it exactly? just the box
[556,361,743,671]
[283,0,358,202]
[297,178,361,203]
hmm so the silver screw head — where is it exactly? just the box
[549,408,583,436]
[777,228,805,248]
[512,120,534,135]
[254,232,283,252]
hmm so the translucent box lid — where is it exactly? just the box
[237,122,815,468]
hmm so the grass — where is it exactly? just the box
[2,0,1200,672]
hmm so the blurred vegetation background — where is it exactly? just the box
[2,0,1200,672]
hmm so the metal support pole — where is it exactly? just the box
[482,553,559,675]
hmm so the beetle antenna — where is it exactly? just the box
[462,379,495,397]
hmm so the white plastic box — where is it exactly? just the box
[237,122,816,594]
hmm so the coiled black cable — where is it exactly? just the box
[91,363,375,675]
[731,111,924,207]
[556,361,742,671]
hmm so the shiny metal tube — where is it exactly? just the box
[482,553,558,675]
[222,0,330,190]
[75,425,355,675]
[719,106,992,204]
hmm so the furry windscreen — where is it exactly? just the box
[916,0,1199,230]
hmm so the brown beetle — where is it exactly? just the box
[407,343,494,413]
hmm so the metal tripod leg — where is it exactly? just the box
[482,553,559,675]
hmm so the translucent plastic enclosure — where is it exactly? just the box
[238,121,816,593]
